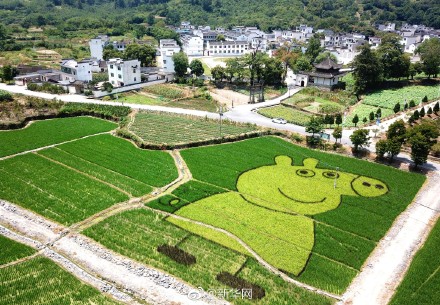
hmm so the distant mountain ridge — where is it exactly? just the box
[0,0,439,31]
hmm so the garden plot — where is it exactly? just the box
[258,105,313,126]
[129,111,257,145]
[0,116,117,158]
[84,209,333,305]
[0,256,118,305]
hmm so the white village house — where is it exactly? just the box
[107,58,141,87]
[158,39,181,73]
[60,59,93,82]
[206,41,249,56]
[181,35,204,56]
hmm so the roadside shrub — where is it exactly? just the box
[432,143,440,157]
[157,244,196,266]
[216,272,265,300]
[27,83,66,94]
[60,103,130,122]
[0,90,13,102]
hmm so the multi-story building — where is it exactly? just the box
[159,39,181,73]
[206,41,249,56]
[181,35,204,56]
[107,58,141,87]
[89,35,109,60]
[60,59,93,82]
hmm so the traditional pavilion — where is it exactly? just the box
[295,58,344,88]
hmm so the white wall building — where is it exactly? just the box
[60,59,93,82]
[107,58,141,87]
[159,39,181,73]
[89,36,109,60]
[181,35,204,56]
[206,41,249,56]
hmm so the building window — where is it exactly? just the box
[134,77,137,82]
[133,69,136,73]
[110,65,113,69]
[111,73,114,77]
[117,67,121,71]
[118,74,122,79]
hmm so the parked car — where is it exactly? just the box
[272,118,287,124]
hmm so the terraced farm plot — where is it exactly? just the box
[0,256,118,305]
[0,117,117,157]
[129,111,257,145]
[0,235,35,265]
[173,136,425,293]
[258,105,313,126]
[390,219,440,305]
[84,209,333,305]
[344,104,394,127]
[0,153,128,225]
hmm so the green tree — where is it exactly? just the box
[393,102,401,113]
[225,58,245,83]
[420,107,425,117]
[376,139,388,159]
[294,55,313,73]
[427,107,433,115]
[434,102,439,114]
[387,139,402,161]
[123,44,156,66]
[315,51,337,64]
[362,117,368,124]
[305,34,323,63]
[332,126,342,143]
[352,45,383,94]
[387,120,406,144]
[350,129,370,152]
[262,57,283,86]
[409,100,416,108]
[413,110,420,120]
[409,133,431,168]
[1,65,18,81]
[189,59,204,77]
[216,34,225,41]
[369,111,375,121]
[103,45,122,60]
[377,34,410,79]
[274,42,301,81]
[335,113,342,126]
[416,37,440,78]
[305,116,324,137]
[211,65,225,83]
[102,82,113,93]
[352,114,359,127]
[422,95,428,103]
[172,52,189,77]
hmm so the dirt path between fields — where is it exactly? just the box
[340,171,440,305]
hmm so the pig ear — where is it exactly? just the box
[303,158,319,168]
[275,155,293,166]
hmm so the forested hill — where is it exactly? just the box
[0,0,439,32]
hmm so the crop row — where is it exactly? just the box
[390,219,440,305]
[0,235,35,266]
[130,112,256,145]
[143,84,186,99]
[0,117,117,158]
[83,209,333,304]
[0,256,118,305]
[0,153,127,225]
[55,134,178,187]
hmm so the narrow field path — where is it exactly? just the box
[341,172,440,305]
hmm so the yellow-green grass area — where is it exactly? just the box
[129,111,257,145]
[390,218,440,305]
[0,116,117,158]
[0,256,118,305]
[173,136,425,293]
[0,235,35,265]
[142,84,187,99]
[83,208,334,305]
[344,104,394,127]
[39,134,178,189]
[362,84,440,109]
[258,105,313,126]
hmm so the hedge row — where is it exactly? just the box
[157,244,196,266]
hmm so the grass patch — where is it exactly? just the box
[0,235,35,265]
[344,104,394,127]
[129,111,256,145]
[83,209,333,304]
[0,117,116,157]
[0,153,128,225]
[258,105,313,126]
[142,84,186,99]
[0,256,118,305]
[390,219,440,305]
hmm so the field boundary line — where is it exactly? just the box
[0,252,41,269]
[0,131,112,161]
[143,206,342,301]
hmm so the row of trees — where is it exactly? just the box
[352,36,440,94]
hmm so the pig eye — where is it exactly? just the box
[375,184,384,189]
[362,182,371,187]
[296,169,315,177]
[323,171,339,179]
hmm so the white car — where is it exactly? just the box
[272,118,287,124]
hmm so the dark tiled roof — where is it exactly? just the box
[313,58,342,70]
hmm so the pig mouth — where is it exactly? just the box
[278,188,326,204]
